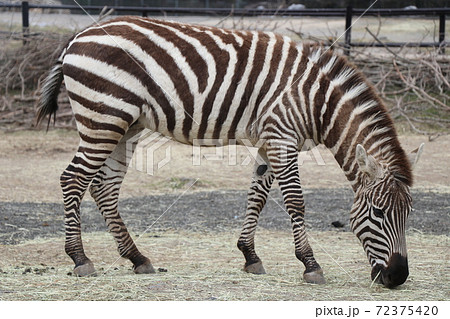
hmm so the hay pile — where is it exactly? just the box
[0,230,448,300]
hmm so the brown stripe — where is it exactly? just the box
[301,63,320,129]
[271,104,295,137]
[323,100,353,149]
[247,34,286,127]
[74,113,126,135]
[67,41,160,130]
[82,152,107,162]
[98,23,193,139]
[312,51,334,140]
[196,36,230,139]
[212,31,253,139]
[255,39,299,129]
[150,18,243,47]
[78,146,112,155]
[71,154,103,170]
[73,27,178,133]
[139,18,234,140]
[67,91,134,126]
[285,46,311,138]
[79,131,119,145]
[333,111,364,165]
[313,75,330,141]
[228,32,269,139]
[133,19,209,94]
[282,93,306,137]
[326,55,347,80]
[64,63,144,112]
[319,85,341,138]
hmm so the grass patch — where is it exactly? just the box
[0,230,448,301]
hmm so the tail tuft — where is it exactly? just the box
[35,61,64,129]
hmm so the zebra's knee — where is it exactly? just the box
[60,169,93,191]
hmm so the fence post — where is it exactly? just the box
[439,13,446,54]
[22,1,29,45]
[344,5,352,56]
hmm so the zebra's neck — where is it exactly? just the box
[292,46,412,191]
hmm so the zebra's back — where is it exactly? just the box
[63,16,301,145]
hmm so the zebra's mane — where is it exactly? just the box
[304,45,413,186]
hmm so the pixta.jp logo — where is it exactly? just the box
[126,129,325,175]
[126,129,172,175]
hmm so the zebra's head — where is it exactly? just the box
[350,143,423,288]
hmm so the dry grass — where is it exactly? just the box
[0,229,448,301]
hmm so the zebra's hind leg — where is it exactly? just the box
[61,145,116,277]
[266,141,325,284]
[61,111,138,276]
[89,125,155,274]
[238,150,275,274]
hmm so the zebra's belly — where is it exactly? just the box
[139,117,253,147]
[139,102,256,147]
[139,103,256,147]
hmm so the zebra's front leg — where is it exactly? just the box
[238,151,275,274]
[89,127,155,274]
[267,142,326,284]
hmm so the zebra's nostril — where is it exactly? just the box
[382,254,409,288]
[385,273,392,284]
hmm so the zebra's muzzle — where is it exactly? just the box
[371,253,409,288]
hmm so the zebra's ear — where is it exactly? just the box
[356,144,379,180]
[408,143,424,169]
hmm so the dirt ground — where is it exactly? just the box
[0,130,448,203]
[0,187,448,245]
[0,130,448,300]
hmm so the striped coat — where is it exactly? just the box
[37,16,422,287]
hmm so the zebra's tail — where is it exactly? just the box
[35,48,66,129]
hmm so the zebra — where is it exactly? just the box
[36,16,423,288]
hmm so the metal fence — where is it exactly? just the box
[1,1,448,54]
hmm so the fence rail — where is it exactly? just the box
[1,1,448,54]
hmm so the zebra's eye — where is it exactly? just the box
[372,207,384,218]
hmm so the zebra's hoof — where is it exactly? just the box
[134,259,156,274]
[303,268,326,284]
[73,261,97,277]
[244,261,266,274]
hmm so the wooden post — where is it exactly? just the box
[344,5,352,56]
[439,14,446,54]
[22,1,29,45]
